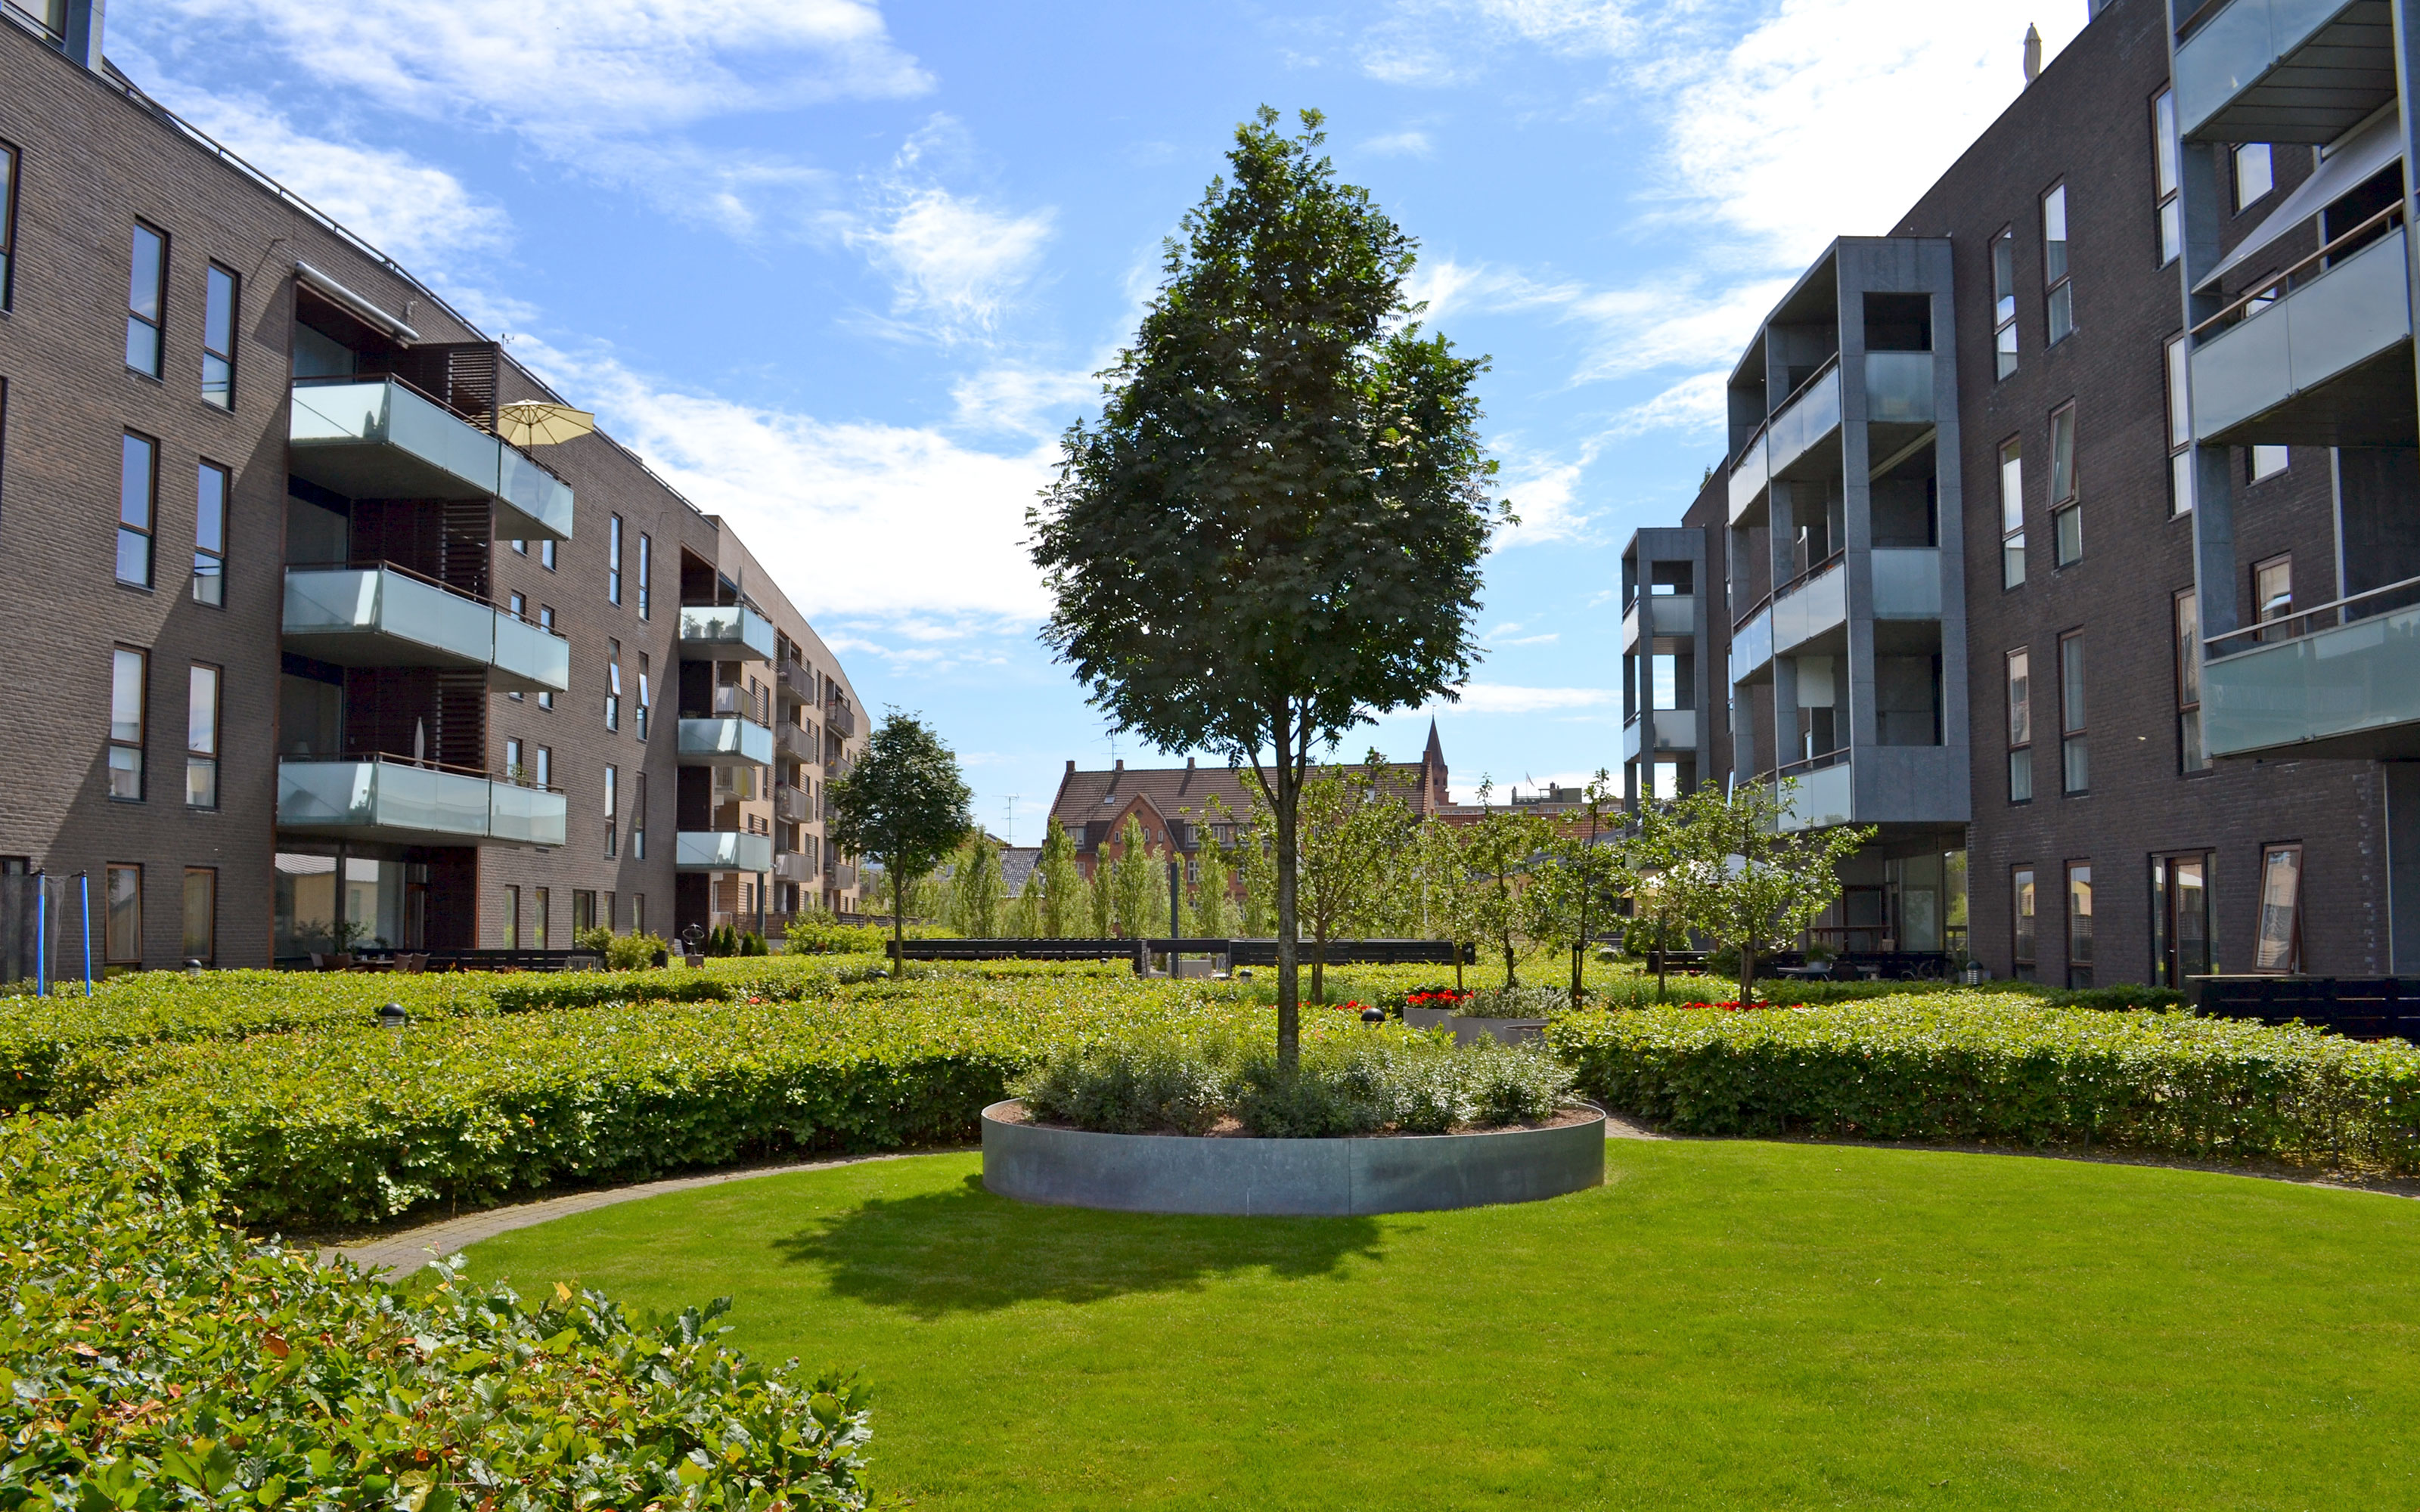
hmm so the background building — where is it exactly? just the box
[0,3,864,971]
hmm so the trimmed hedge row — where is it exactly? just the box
[1550,995,2420,1172]
[0,1120,875,1509]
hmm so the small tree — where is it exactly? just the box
[1107,816,1163,937]
[1004,866,1044,937]
[1457,780,1555,988]
[948,833,1003,937]
[827,711,974,970]
[1411,818,1475,988]
[1192,820,1237,937]
[1295,757,1416,1002]
[1028,108,1504,1067]
[1519,770,1626,1007]
[1038,817,1087,937]
[1238,800,1277,937]
[1658,779,1875,995]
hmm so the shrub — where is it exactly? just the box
[607,929,670,971]
[572,922,614,956]
[1550,994,2420,1173]
[1450,984,1568,1018]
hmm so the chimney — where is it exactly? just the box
[2022,23,2041,84]
[1065,759,1075,775]
[1114,759,1124,772]
[1187,756,1196,770]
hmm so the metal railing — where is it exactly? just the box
[1775,747,1850,779]
[2192,202,2404,339]
[2204,571,2420,659]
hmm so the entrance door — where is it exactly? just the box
[2152,852,2211,987]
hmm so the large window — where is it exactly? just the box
[637,652,652,742]
[2152,852,2211,986]
[634,772,647,862]
[1999,437,2025,589]
[608,515,624,605]
[108,646,146,801]
[540,538,557,572]
[605,637,622,731]
[2235,143,2274,209]
[502,885,520,950]
[2174,588,2207,773]
[507,593,526,702]
[534,887,551,950]
[2059,631,2088,795]
[2248,444,2288,482]
[118,432,157,588]
[201,263,237,408]
[2012,867,2037,977]
[574,890,597,936]
[185,663,219,808]
[532,745,552,789]
[2152,90,2181,266]
[2006,649,2033,803]
[193,460,228,606]
[503,737,523,782]
[126,222,166,377]
[0,138,18,311]
[2254,843,2302,972]
[2164,333,2193,516]
[1991,228,2018,379]
[2049,402,2080,566]
[182,867,216,967]
[2065,863,2093,989]
[637,532,652,618]
[536,607,555,709]
[2042,184,2074,345]
[604,763,619,859]
[104,864,141,966]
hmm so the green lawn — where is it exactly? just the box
[458,1142,2420,1510]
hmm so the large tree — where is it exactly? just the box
[1657,779,1875,994]
[1028,107,1506,1067]
[826,711,974,970]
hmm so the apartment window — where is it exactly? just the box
[2164,333,2193,516]
[108,647,146,801]
[2152,90,2182,266]
[503,885,520,950]
[1991,228,2018,379]
[637,653,652,742]
[603,891,617,930]
[185,663,219,809]
[536,607,555,708]
[2248,444,2288,482]
[2012,867,2037,976]
[605,638,622,731]
[637,532,652,618]
[2235,143,2274,209]
[2059,631,2088,794]
[632,894,645,934]
[104,864,141,966]
[511,538,528,556]
[504,736,523,782]
[608,516,624,604]
[2254,554,2293,636]
[2042,184,2074,345]
[2174,589,2208,773]
[0,138,17,311]
[2065,863,2094,989]
[118,432,157,587]
[573,890,596,936]
[126,222,166,377]
[2006,649,2033,802]
[201,264,237,408]
[540,538,557,572]
[182,867,216,966]
[2049,403,2080,566]
[534,887,551,949]
[507,594,527,700]
[533,745,552,789]
[634,772,647,861]
[2254,843,2302,973]
[2152,852,2211,987]
[604,763,618,858]
[193,460,228,606]
[1999,437,2025,589]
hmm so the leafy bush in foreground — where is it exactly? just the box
[1550,994,2420,1172]
[0,1120,874,1510]
[1014,1026,1575,1138]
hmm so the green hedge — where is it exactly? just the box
[0,1119,875,1509]
[1550,994,2420,1172]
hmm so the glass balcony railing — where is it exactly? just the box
[678,604,777,662]
[1727,426,1770,525]
[1863,352,1934,425]
[677,717,776,767]
[1730,605,1773,686]
[276,757,566,847]
[675,831,776,872]
[2190,225,2411,444]
[2174,0,2388,143]
[1777,761,1855,832]
[1771,560,1846,654]
[288,378,575,541]
[1872,549,1943,618]
[1765,362,1841,479]
[283,566,570,694]
[2203,597,2420,759]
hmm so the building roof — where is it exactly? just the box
[1046,725,1453,847]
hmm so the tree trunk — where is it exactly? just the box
[1739,941,1757,1004]
[1655,919,1669,1002]
[1273,711,1302,1071]
[890,851,907,977]
[1311,929,1325,1005]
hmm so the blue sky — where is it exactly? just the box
[114,0,2083,841]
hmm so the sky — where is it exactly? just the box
[112,0,2085,842]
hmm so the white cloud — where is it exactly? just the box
[950,364,1100,438]
[1362,129,1436,157]
[846,187,1057,343]
[1360,0,1638,85]
[1386,683,1617,717]
[1485,620,1561,646]
[1612,370,1727,437]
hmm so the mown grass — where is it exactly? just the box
[459,1140,2420,1510]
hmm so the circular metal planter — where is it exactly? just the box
[980,1100,1606,1216]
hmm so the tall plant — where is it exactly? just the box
[826,711,974,969]
[1038,817,1087,937]
[1028,107,1504,1067]
[1192,816,1237,937]
[1519,770,1626,1007]
[1658,779,1875,993]
[947,834,1003,937]
[1457,781,1555,989]
[1295,757,1416,1002]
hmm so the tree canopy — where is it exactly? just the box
[827,711,973,966]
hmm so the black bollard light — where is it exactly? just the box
[377,1002,408,1030]
[1360,1005,1385,1026]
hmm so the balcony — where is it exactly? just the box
[1863,352,1934,426]
[675,830,775,872]
[1764,361,1842,482]
[2191,222,2413,446]
[678,604,775,662]
[1623,709,1700,763]
[276,756,566,847]
[1727,426,1770,525]
[1730,604,1774,686]
[775,782,812,823]
[1621,593,1696,653]
[1771,559,1846,656]
[824,698,858,739]
[774,851,818,884]
[777,720,817,764]
[283,565,570,695]
[2202,580,2420,758]
[678,717,775,768]
[777,658,815,704]
[1776,759,1856,832]
[2173,0,2394,144]
[1872,549,1943,618]
[287,379,573,541]
[832,863,858,891]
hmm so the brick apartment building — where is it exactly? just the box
[0,1,864,971]
[1623,0,2420,985]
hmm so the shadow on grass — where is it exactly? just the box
[771,1173,1386,1317]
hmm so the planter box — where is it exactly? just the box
[1401,1005,1550,1046]
[981,1099,1605,1216]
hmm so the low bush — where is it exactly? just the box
[606,928,671,971]
[1550,994,2420,1172]
[1449,984,1569,1019]
[1014,1026,1575,1139]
